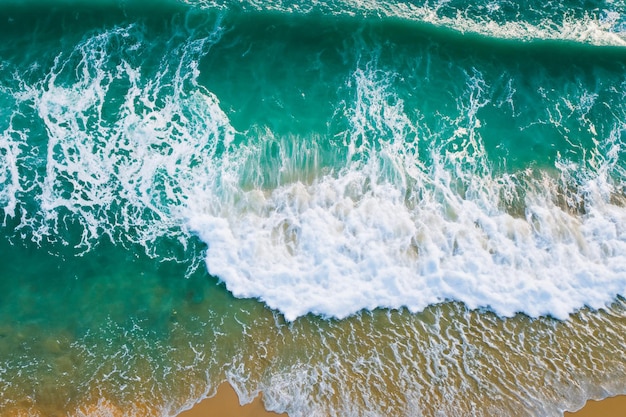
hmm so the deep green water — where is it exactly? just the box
[1,1,626,416]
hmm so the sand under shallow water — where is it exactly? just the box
[175,383,626,417]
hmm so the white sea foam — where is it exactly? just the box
[0,128,22,223]
[7,23,232,252]
[382,2,626,46]
[188,166,626,321]
[0,82,26,223]
[184,0,626,46]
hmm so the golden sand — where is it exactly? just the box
[176,384,625,417]
[176,383,287,417]
[565,395,626,417]
[1,386,622,416]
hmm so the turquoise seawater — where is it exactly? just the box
[1,1,626,415]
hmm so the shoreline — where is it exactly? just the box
[565,394,626,417]
[175,384,625,417]
[175,383,287,417]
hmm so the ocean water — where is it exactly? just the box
[1,0,626,416]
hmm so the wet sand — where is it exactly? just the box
[565,395,626,417]
[176,384,624,417]
[176,383,287,417]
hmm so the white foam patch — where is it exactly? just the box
[6,23,232,252]
[0,130,23,223]
[184,0,626,46]
[0,84,25,223]
[189,166,626,321]
[383,2,626,46]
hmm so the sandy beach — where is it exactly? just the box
[177,384,624,417]
[565,395,626,417]
[176,383,287,417]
